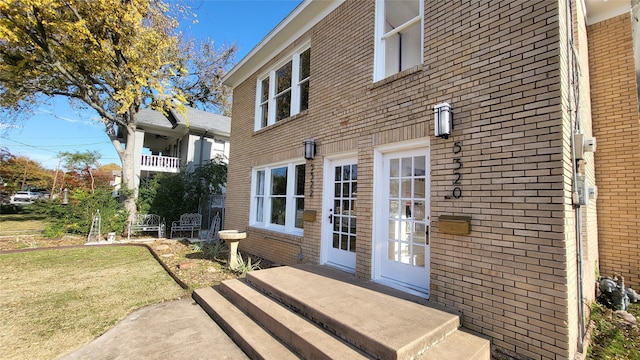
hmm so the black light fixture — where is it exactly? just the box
[434,102,453,139]
[303,139,316,160]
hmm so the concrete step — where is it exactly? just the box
[418,329,491,360]
[218,279,369,359]
[244,265,488,360]
[194,264,490,360]
[192,287,299,360]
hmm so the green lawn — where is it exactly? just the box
[0,246,187,360]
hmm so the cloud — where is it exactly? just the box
[36,109,102,128]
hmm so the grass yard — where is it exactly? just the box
[0,246,187,360]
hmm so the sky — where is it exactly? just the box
[0,0,302,169]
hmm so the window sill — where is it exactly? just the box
[248,224,304,238]
[254,110,308,135]
[369,64,424,90]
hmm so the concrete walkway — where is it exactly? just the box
[61,297,248,360]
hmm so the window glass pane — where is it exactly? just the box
[271,167,287,195]
[295,198,304,229]
[299,48,310,80]
[256,197,264,222]
[270,198,286,225]
[295,164,306,195]
[276,91,291,121]
[261,78,269,102]
[385,0,419,29]
[300,80,309,112]
[256,170,265,195]
[276,61,292,93]
[260,104,268,128]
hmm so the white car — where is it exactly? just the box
[12,191,40,203]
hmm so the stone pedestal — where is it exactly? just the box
[218,230,247,270]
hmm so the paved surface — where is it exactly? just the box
[61,297,248,360]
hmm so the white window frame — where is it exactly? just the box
[373,0,424,82]
[255,44,310,130]
[250,160,306,235]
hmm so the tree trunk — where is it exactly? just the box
[120,123,138,232]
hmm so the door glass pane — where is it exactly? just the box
[335,166,342,181]
[401,179,412,200]
[390,159,399,177]
[415,156,426,176]
[414,179,425,198]
[390,179,399,197]
[340,234,348,250]
[414,202,425,221]
[333,233,339,248]
[349,236,356,252]
[351,164,358,180]
[388,220,398,240]
[401,157,412,176]
[414,223,426,244]
[389,200,400,218]
[413,245,425,267]
[343,166,350,181]
[400,242,410,264]
[388,240,398,260]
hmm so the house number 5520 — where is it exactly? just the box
[445,141,462,199]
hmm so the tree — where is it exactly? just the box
[0,154,52,193]
[0,0,233,225]
[60,150,101,192]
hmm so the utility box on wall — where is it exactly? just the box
[439,215,471,235]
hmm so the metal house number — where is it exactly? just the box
[445,141,463,200]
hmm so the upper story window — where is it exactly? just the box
[256,47,310,130]
[374,0,423,81]
[251,162,306,235]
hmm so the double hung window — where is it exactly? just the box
[252,162,306,234]
[256,47,310,130]
[374,0,423,81]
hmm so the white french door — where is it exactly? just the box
[322,157,357,272]
[375,147,430,297]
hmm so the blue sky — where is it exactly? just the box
[0,0,301,169]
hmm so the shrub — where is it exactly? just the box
[31,188,127,237]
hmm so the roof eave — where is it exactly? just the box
[223,0,344,88]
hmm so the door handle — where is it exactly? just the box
[329,209,333,224]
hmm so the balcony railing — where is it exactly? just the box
[140,154,180,173]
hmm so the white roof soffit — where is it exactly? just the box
[585,0,631,25]
[223,0,344,88]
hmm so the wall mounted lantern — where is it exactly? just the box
[434,103,453,139]
[303,139,316,160]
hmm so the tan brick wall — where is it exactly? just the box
[589,13,640,290]
[225,1,586,359]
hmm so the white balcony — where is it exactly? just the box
[140,154,180,173]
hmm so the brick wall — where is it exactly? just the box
[225,1,588,358]
[589,13,640,290]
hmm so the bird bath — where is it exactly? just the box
[218,230,247,270]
